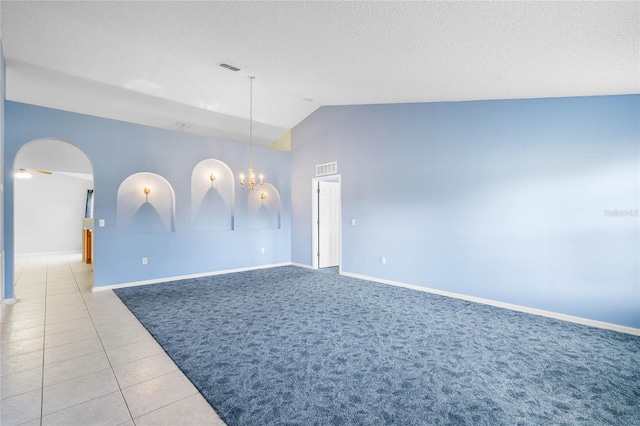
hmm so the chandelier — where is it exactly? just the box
[239,76,264,191]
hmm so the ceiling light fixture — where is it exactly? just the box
[15,168,52,177]
[15,168,32,179]
[239,76,264,191]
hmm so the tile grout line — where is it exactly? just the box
[39,258,50,426]
[38,257,86,423]
[72,259,136,425]
[0,261,43,402]
[42,259,81,420]
[8,256,197,425]
[40,366,114,391]
[78,267,201,423]
[128,391,200,423]
[36,390,124,421]
[13,261,25,294]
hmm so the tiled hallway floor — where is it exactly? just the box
[1,254,225,426]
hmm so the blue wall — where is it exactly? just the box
[4,101,291,294]
[4,94,639,329]
[0,40,5,303]
[291,95,640,328]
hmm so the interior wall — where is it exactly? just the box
[291,95,640,329]
[14,172,92,254]
[4,101,291,291]
[0,38,5,305]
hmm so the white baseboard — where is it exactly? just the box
[93,262,292,292]
[0,298,17,316]
[341,271,640,336]
[291,262,314,269]
[90,262,639,336]
[16,250,82,257]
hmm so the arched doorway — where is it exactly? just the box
[12,139,95,299]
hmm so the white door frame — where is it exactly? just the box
[311,175,342,271]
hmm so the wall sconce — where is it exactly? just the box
[143,186,151,202]
[209,173,216,187]
[260,192,267,205]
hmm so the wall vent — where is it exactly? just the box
[219,63,241,72]
[315,162,338,176]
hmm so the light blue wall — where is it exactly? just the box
[291,95,640,328]
[0,40,5,303]
[4,101,291,294]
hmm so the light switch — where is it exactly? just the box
[352,219,356,226]
[99,219,105,227]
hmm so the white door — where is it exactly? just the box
[318,181,340,268]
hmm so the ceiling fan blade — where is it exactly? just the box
[32,169,53,175]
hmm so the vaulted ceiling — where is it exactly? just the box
[1,1,638,150]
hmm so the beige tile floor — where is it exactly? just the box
[1,254,226,426]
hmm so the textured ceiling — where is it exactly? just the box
[1,1,638,149]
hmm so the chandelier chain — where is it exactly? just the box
[239,75,263,191]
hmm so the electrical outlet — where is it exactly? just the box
[142,257,148,265]
[99,219,105,227]
[261,248,265,254]
[381,257,386,265]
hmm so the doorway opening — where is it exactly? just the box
[12,139,95,298]
[311,175,341,270]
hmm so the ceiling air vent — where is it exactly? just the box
[316,162,337,176]
[175,122,192,131]
[219,63,241,72]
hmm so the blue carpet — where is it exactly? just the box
[114,266,640,425]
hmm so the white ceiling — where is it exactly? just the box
[1,1,638,150]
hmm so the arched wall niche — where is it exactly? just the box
[117,173,175,233]
[191,159,234,231]
[239,183,282,230]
